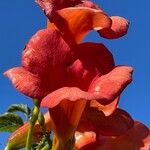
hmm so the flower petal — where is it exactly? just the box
[40,42,115,140]
[48,7,112,43]
[22,28,74,77]
[66,42,114,91]
[4,32,115,99]
[99,122,150,150]
[47,100,87,140]
[41,87,104,140]
[89,97,119,116]
[41,87,100,108]
[89,66,133,105]
[36,0,81,17]
[4,28,75,99]
[41,66,132,108]
[76,43,114,75]
[75,1,102,11]
[75,131,96,149]
[99,16,129,39]
[78,108,134,136]
[76,122,150,150]
[4,67,45,99]
[41,66,132,140]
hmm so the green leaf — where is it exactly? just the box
[0,113,23,132]
[7,104,31,119]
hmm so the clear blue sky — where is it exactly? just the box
[0,0,150,149]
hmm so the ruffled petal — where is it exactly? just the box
[76,43,114,75]
[76,122,150,150]
[4,31,115,99]
[22,28,74,77]
[41,87,103,108]
[89,66,133,105]
[41,88,90,140]
[41,65,132,139]
[99,16,129,39]
[48,7,112,43]
[40,41,116,140]
[99,122,150,150]
[66,43,114,90]
[75,1,102,10]
[4,67,45,99]
[41,87,105,140]
[78,108,134,136]
[36,0,81,17]
[89,97,119,116]
[41,66,132,110]
[4,28,75,99]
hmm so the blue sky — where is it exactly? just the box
[0,0,150,149]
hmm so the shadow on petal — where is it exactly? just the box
[89,97,119,116]
[78,108,134,136]
[77,122,150,150]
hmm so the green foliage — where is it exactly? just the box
[1,103,52,149]
[7,104,31,119]
[0,113,23,132]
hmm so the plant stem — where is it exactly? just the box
[26,99,40,150]
[4,145,10,150]
[38,111,52,148]
[36,135,46,150]
[41,144,51,150]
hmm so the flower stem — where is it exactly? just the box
[41,144,51,150]
[37,111,52,148]
[4,145,10,150]
[26,99,40,150]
